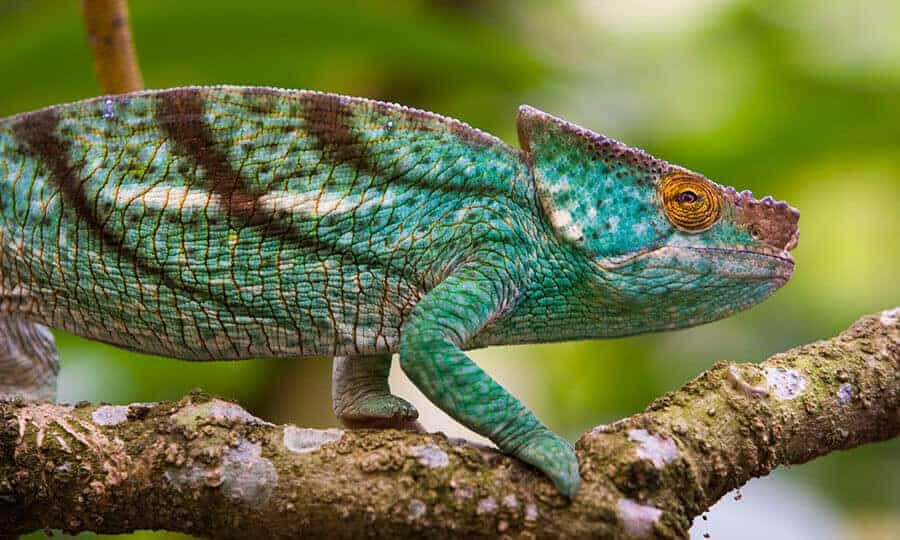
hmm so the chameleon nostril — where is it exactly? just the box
[727,188,799,251]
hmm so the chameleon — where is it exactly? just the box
[0,86,799,497]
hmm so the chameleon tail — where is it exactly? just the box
[0,316,59,402]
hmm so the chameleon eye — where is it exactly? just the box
[660,173,722,232]
[675,191,698,204]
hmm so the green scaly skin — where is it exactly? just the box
[0,86,799,497]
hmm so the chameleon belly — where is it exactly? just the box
[0,87,531,359]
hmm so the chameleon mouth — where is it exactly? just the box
[596,244,795,283]
[688,245,795,265]
[594,245,665,270]
[685,246,795,283]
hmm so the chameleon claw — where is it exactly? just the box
[335,393,420,430]
[515,430,582,499]
[332,355,419,430]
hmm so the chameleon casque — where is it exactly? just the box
[0,86,799,497]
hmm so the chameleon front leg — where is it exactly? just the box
[0,316,59,402]
[399,265,581,498]
[331,354,419,429]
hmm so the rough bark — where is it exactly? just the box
[81,0,144,94]
[1,308,897,539]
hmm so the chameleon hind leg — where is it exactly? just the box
[331,354,419,429]
[398,264,581,498]
[0,316,59,402]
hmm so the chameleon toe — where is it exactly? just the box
[336,394,420,429]
[515,431,582,499]
[332,354,418,429]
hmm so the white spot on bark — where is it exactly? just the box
[477,496,498,515]
[207,399,274,426]
[628,428,678,468]
[410,444,449,468]
[91,402,155,426]
[166,440,277,506]
[617,498,662,538]
[408,499,427,520]
[765,367,806,400]
[91,405,129,426]
[525,503,539,522]
[219,440,278,504]
[283,426,343,454]
[174,399,272,428]
[502,494,520,510]
[727,365,769,397]
[880,307,899,326]
[453,484,473,501]
[837,383,854,404]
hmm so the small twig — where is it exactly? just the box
[81,0,144,94]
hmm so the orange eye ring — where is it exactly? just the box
[660,173,722,232]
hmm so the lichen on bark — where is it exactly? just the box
[0,308,897,539]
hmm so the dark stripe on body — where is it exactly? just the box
[13,111,177,293]
[155,88,416,353]
[156,88,277,228]
[153,88,407,273]
[301,92,514,202]
[301,92,380,177]
[11,108,260,332]
[157,89,345,247]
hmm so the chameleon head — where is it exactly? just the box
[518,106,799,332]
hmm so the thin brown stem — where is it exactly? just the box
[81,0,144,94]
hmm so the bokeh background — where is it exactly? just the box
[1,0,897,538]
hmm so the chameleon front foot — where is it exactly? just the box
[513,430,581,499]
[398,264,583,498]
[332,354,420,429]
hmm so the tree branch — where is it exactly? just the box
[81,0,144,94]
[1,308,897,539]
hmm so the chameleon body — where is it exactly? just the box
[0,86,799,497]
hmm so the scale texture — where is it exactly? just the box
[0,86,799,496]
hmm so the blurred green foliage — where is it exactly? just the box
[1,0,897,538]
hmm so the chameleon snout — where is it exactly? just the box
[727,189,800,253]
